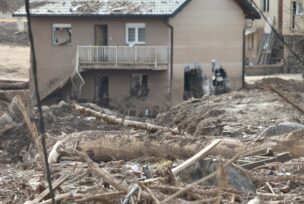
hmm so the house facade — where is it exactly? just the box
[245,0,283,65]
[14,0,259,116]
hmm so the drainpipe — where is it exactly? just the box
[242,27,246,89]
[163,18,174,107]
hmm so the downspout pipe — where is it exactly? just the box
[163,18,174,107]
[242,27,246,89]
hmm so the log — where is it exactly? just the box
[15,95,45,169]
[73,104,180,134]
[0,81,29,90]
[57,129,304,163]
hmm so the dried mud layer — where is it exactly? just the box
[0,78,304,203]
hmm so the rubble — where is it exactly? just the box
[0,78,304,203]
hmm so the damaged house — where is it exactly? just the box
[14,0,259,115]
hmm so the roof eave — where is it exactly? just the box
[12,13,172,18]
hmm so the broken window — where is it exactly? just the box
[130,73,149,97]
[52,24,72,45]
[126,23,146,45]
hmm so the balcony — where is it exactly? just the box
[77,46,169,70]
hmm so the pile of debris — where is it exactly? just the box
[0,78,304,203]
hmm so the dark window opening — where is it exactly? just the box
[184,65,203,100]
[130,73,149,97]
[262,0,270,12]
[96,76,109,107]
[292,1,297,29]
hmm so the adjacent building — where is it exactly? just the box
[245,0,283,65]
[14,0,259,116]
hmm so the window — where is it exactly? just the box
[52,24,71,45]
[126,23,146,45]
[130,73,149,97]
[261,0,270,12]
[249,33,254,49]
[296,1,304,15]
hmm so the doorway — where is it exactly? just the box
[95,76,109,107]
[95,25,108,46]
[184,64,204,100]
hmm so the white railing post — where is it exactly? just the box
[116,46,118,67]
[135,46,137,63]
[96,47,98,62]
[154,46,157,68]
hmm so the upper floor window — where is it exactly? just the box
[52,24,71,45]
[262,0,270,12]
[296,1,304,15]
[126,23,146,45]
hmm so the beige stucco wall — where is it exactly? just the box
[81,70,170,115]
[169,0,246,105]
[30,17,170,111]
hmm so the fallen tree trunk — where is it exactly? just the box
[73,104,180,134]
[58,129,304,162]
[0,81,29,90]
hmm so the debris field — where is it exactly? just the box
[0,78,304,204]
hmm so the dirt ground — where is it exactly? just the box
[0,45,29,81]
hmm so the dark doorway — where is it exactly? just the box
[95,25,108,46]
[184,65,203,100]
[96,76,109,107]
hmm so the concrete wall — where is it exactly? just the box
[30,17,170,112]
[169,0,246,105]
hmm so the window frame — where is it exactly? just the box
[52,23,72,46]
[262,0,270,12]
[296,1,304,15]
[125,23,146,45]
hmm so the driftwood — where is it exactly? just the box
[73,104,180,134]
[60,129,304,162]
[15,95,45,168]
[240,152,291,170]
[172,139,222,175]
[25,173,69,204]
[0,81,29,90]
[70,150,153,201]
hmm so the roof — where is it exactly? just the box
[13,0,260,19]
[13,0,191,17]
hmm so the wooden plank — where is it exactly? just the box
[32,173,69,203]
[172,139,222,175]
[240,152,291,170]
